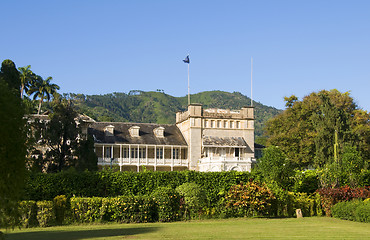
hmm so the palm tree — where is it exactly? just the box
[18,65,34,99]
[28,75,60,114]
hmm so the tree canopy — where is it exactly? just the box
[265,89,370,169]
[0,60,27,228]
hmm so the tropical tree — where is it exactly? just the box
[0,60,27,230]
[28,75,60,114]
[18,65,34,99]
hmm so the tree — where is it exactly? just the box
[28,75,60,114]
[0,60,27,229]
[255,146,294,189]
[44,100,79,172]
[18,65,34,99]
[265,89,369,169]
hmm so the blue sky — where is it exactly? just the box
[2,1,370,111]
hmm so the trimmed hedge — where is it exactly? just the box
[332,199,370,222]
[151,187,181,222]
[24,171,255,207]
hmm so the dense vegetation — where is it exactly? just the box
[63,90,282,137]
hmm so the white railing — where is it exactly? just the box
[98,157,188,167]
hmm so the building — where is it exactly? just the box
[88,104,257,172]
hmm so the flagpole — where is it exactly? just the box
[188,61,190,105]
[251,57,253,107]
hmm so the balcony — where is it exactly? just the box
[98,157,188,167]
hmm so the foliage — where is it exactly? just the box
[255,146,294,189]
[332,199,370,223]
[70,197,103,223]
[65,91,281,137]
[292,170,320,194]
[176,183,207,219]
[267,182,322,217]
[27,75,59,114]
[36,201,54,227]
[224,181,275,217]
[19,201,37,228]
[151,187,181,222]
[75,136,98,172]
[265,89,370,169]
[100,195,155,223]
[53,195,68,225]
[317,186,370,216]
[23,171,255,208]
[0,60,27,229]
[44,100,79,172]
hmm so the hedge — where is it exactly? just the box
[317,186,370,216]
[332,199,370,222]
[23,170,255,207]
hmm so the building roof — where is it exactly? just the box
[202,136,253,153]
[88,122,187,146]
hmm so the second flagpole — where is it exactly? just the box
[188,61,190,105]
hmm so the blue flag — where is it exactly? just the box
[183,55,190,63]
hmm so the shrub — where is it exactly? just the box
[292,170,319,194]
[18,201,37,227]
[332,199,370,223]
[70,197,102,222]
[53,195,68,225]
[224,181,275,218]
[317,186,370,216]
[151,187,181,222]
[176,183,207,219]
[36,201,54,227]
[100,195,155,223]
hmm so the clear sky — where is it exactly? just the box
[2,0,370,111]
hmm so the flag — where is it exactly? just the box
[183,55,190,63]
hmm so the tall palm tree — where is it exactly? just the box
[28,75,60,114]
[18,65,34,99]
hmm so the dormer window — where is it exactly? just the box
[104,125,115,136]
[129,126,140,137]
[154,127,165,138]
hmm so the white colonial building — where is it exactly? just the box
[87,104,258,172]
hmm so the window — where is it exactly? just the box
[204,120,208,128]
[156,148,163,159]
[211,120,215,128]
[105,146,112,158]
[131,147,138,158]
[139,148,146,158]
[223,121,227,128]
[123,147,129,158]
[230,121,235,128]
[234,148,240,157]
[173,148,179,159]
[236,121,241,129]
[217,120,221,128]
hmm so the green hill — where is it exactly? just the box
[65,90,282,137]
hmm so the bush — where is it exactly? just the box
[36,201,54,227]
[19,201,37,227]
[151,187,181,222]
[317,186,370,216]
[70,197,102,222]
[176,183,207,219]
[292,170,319,194]
[53,195,68,225]
[224,181,275,218]
[332,199,370,223]
[100,195,155,223]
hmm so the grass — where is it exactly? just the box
[2,217,370,240]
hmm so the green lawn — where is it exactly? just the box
[2,217,369,240]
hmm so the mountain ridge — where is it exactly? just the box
[64,90,282,137]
